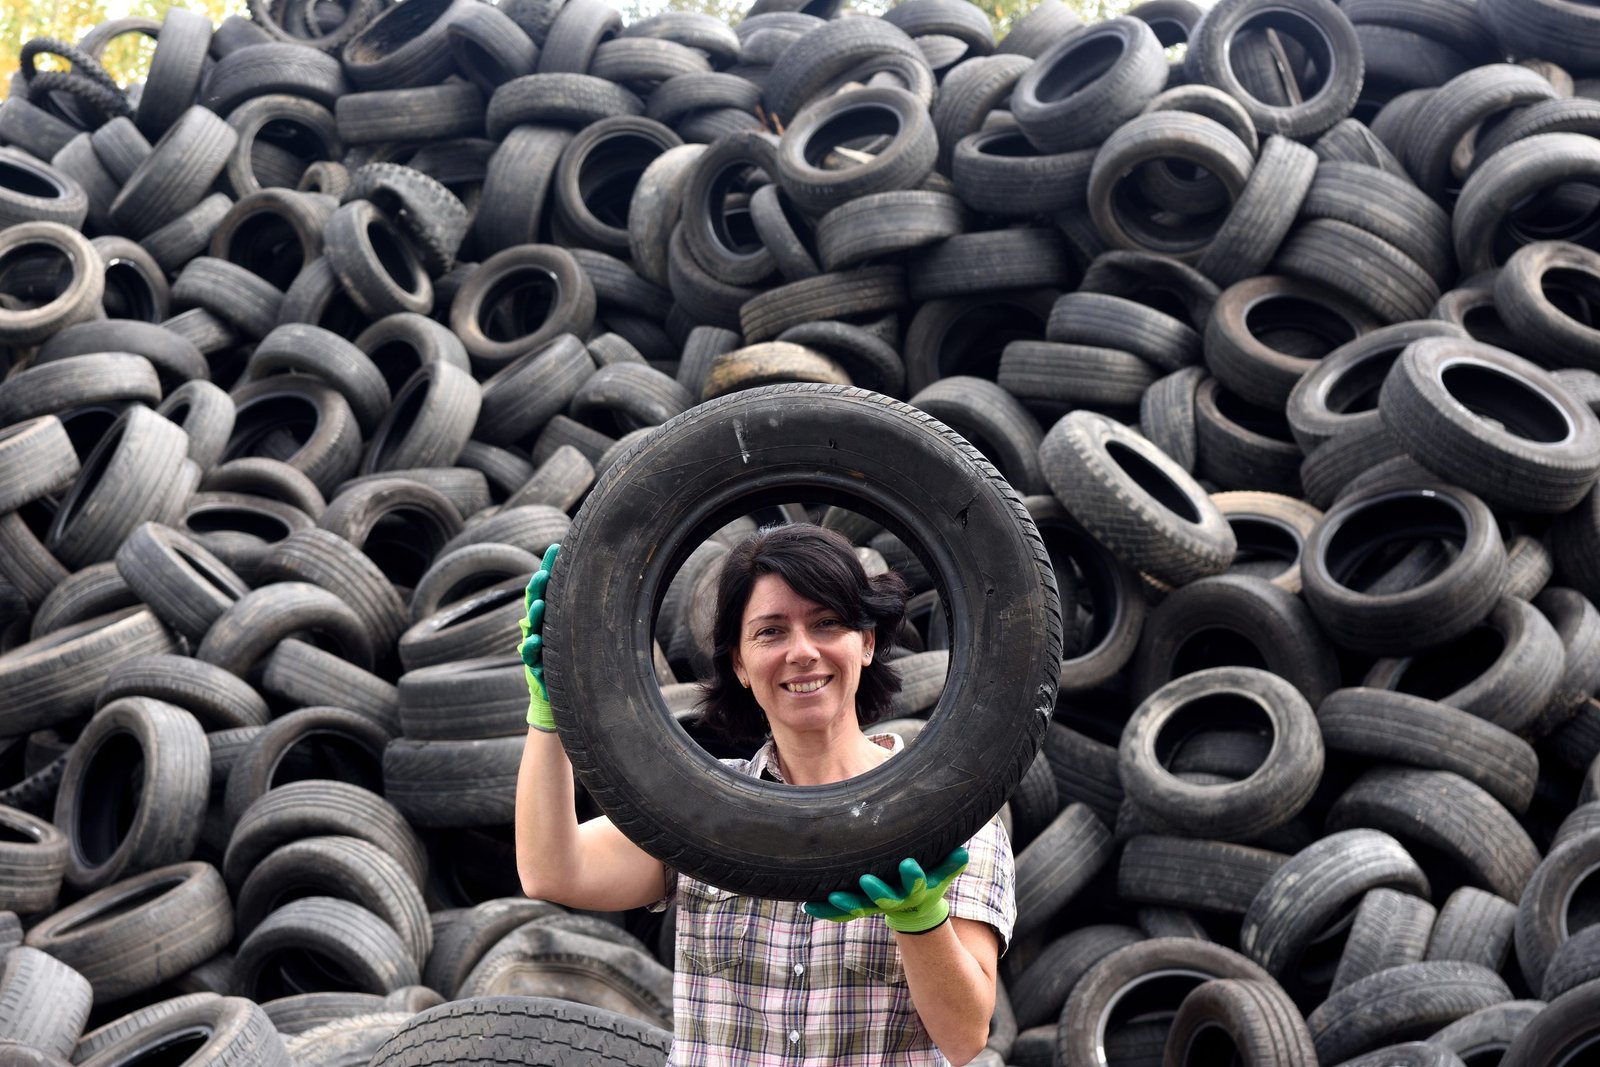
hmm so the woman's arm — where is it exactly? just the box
[513,726,669,912]
[895,916,1000,1066]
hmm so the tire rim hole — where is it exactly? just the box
[270,731,384,794]
[1322,493,1468,593]
[0,158,61,199]
[370,372,431,470]
[226,212,306,290]
[1460,1045,1510,1067]
[0,241,75,308]
[478,269,557,344]
[1505,181,1600,248]
[227,395,320,464]
[0,820,37,845]
[119,1027,212,1067]
[1225,14,1334,102]
[102,259,162,322]
[367,217,423,297]
[1226,515,1301,577]
[932,300,1048,382]
[366,339,426,396]
[54,875,181,935]
[251,946,363,999]
[348,0,453,64]
[172,542,247,601]
[59,404,126,461]
[1560,860,1600,940]
[802,103,903,170]
[1388,624,1504,700]
[1034,32,1125,105]
[1459,301,1518,350]
[1181,1021,1248,1067]
[1541,266,1600,330]
[182,505,293,542]
[1096,968,1213,1058]
[974,130,1039,159]
[75,730,144,869]
[1244,294,1358,360]
[1153,691,1272,778]
[363,507,451,589]
[578,133,668,231]
[1105,439,1202,524]
[1111,168,1232,252]
[1211,386,1298,444]
[53,408,129,534]
[1439,362,1573,444]
[1323,347,1403,415]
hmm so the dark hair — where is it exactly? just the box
[697,523,910,743]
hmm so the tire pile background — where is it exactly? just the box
[4,0,1600,1060]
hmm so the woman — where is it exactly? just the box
[514,523,1016,1066]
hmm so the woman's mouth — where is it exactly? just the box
[782,678,830,693]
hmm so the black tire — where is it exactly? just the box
[1498,979,1600,1067]
[232,895,419,1000]
[1327,768,1540,903]
[1427,887,1519,973]
[1240,828,1430,981]
[73,996,288,1067]
[1010,17,1167,154]
[0,948,92,1061]
[1119,666,1323,841]
[224,377,363,497]
[236,836,429,968]
[55,696,208,893]
[259,639,400,736]
[1117,834,1289,915]
[108,106,239,238]
[1335,892,1439,1003]
[484,74,642,141]
[1360,594,1564,738]
[473,125,572,257]
[1039,410,1236,586]
[1164,978,1319,1066]
[553,116,681,259]
[113,522,249,646]
[0,607,176,743]
[1318,688,1538,815]
[397,576,528,672]
[0,417,78,518]
[1306,961,1513,1065]
[1131,574,1339,705]
[761,16,925,125]
[223,779,425,892]
[22,862,231,1004]
[366,996,670,1067]
[95,653,269,731]
[1380,336,1600,515]
[1299,481,1507,657]
[221,706,392,832]
[1058,938,1275,1067]
[248,323,390,437]
[774,87,936,217]
[1049,291,1201,373]
[1195,135,1319,288]
[197,581,373,677]
[455,925,672,1029]
[544,383,1061,900]
[1086,111,1255,262]
[0,802,66,915]
[361,362,481,475]
[157,381,237,472]
[1185,0,1364,138]
[0,222,104,347]
[1455,133,1600,277]
[381,736,523,829]
[1012,804,1116,943]
[450,244,596,371]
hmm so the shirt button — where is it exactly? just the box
[793,964,804,976]
[789,1030,800,1044]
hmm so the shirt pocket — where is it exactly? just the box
[676,879,749,977]
[842,921,907,985]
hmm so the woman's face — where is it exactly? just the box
[730,573,875,736]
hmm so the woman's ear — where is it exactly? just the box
[862,628,876,664]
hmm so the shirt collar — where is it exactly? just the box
[749,732,905,784]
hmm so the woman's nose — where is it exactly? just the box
[787,631,818,663]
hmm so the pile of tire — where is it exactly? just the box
[5,0,1600,1060]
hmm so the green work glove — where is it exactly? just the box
[803,847,969,934]
[519,543,561,731]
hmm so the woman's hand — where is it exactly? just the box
[519,543,561,730]
[803,847,969,933]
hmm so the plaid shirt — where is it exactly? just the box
[657,734,1016,1067]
